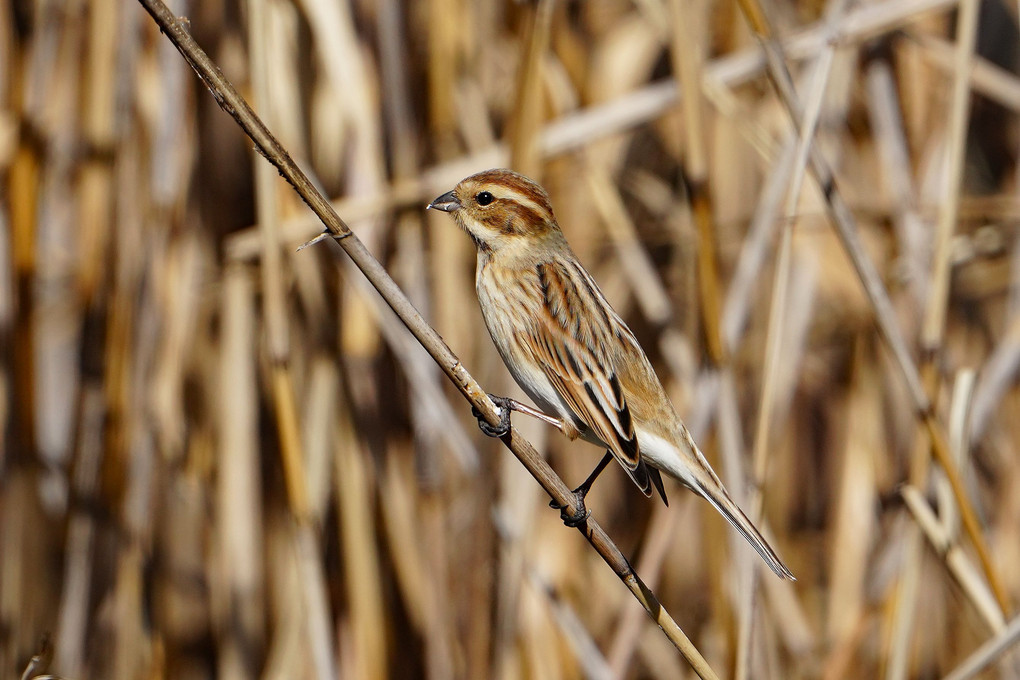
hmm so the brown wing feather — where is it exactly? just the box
[527,261,652,496]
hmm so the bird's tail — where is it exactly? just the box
[695,479,796,581]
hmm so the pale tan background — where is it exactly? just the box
[1,0,1020,678]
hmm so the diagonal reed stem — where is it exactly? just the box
[134,0,721,676]
[734,0,1010,615]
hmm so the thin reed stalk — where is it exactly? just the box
[734,0,1010,614]
[135,1,721,675]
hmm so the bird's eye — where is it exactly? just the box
[475,191,494,206]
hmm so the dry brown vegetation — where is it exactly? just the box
[3,0,1020,678]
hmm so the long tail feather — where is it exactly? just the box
[696,481,795,580]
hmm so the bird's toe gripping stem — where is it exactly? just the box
[472,394,512,438]
[549,491,591,528]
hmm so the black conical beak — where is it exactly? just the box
[427,190,461,213]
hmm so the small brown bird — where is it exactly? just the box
[429,169,794,580]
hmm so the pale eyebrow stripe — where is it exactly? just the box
[490,186,549,219]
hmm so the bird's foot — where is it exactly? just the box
[548,451,611,527]
[472,394,511,438]
[549,488,591,528]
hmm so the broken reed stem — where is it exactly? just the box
[20,636,54,680]
[901,485,1004,633]
[135,1,720,676]
[733,0,1010,615]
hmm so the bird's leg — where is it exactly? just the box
[549,451,614,527]
[503,400,565,431]
[472,395,567,438]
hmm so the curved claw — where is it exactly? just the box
[472,394,511,438]
[549,493,590,527]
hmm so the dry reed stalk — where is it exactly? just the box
[721,133,798,350]
[943,614,1020,680]
[246,0,312,530]
[426,0,475,363]
[735,2,848,669]
[247,0,290,368]
[223,0,968,265]
[670,0,726,365]
[290,522,338,680]
[352,268,479,469]
[607,501,683,675]
[586,168,673,325]
[259,518,306,679]
[418,490,458,679]
[918,0,979,378]
[914,33,1020,113]
[334,404,388,679]
[377,451,429,631]
[2,7,47,654]
[865,51,930,313]
[148,235,200,460]
[826,338,880,662]
[1,472,43,673]
[53,384,104,678]
[135,2,723,676]
[901,485,1004,633]
[864,27,937,680]
[9,137,39,470]
[730,14,840,676]
[217,262,264,675]
[886,465,926,680]
[735,0,1009,614]
[935,370,974,539]
[491,407,549,680]
[105,172,150,680]
[970,309,1020,440]
[7,0,1020,677]
[508,0,554,178]
[525,565,615,680]
[300,356,338,517]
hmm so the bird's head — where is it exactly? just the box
[428,169,565,256]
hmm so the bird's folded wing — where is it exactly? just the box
[525,322,653,497]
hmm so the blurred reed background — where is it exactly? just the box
[3,0,1020,677]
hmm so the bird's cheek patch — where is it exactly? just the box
[501,215,519,235]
